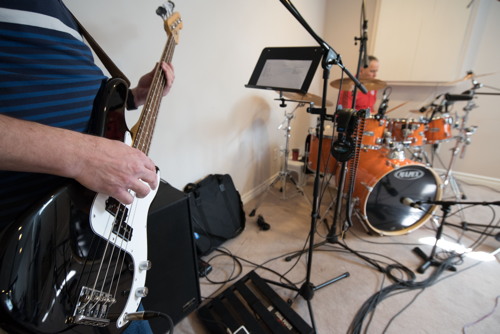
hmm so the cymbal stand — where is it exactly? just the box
[441,86,479,202]
[249,99,308,217]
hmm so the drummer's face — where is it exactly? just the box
[361,60,379,79]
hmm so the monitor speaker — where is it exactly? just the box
[143,180,201,332]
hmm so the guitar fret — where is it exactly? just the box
[133,35,176,154]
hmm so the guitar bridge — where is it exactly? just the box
[69,286,116,327]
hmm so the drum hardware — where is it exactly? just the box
[249,98,310,217]
[281,91,334,107]
[405,146,431,166]
[376,86,391,117]
[440,85,480,201]
[359,181,372,192]
[386,146,406,161]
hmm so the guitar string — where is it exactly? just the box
[107,28,177,308]
[86,38,174,316]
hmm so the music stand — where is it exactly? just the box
[244,3,367,327]
[245,46,323,94]
[246,47,323,215]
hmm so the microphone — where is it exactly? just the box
[400,197,423,210]
[377,87,390,116]
[445,93,473,101]
[362,19,369,68]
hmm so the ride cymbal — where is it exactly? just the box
[330,78,387,91]
[280,91,333,106]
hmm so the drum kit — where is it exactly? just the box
[304,76,483,236]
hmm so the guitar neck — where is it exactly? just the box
[133,12,182,155]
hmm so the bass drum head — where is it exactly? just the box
[353,150,442,236]
[364,164,440,234]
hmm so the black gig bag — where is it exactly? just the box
[184,174,245,256]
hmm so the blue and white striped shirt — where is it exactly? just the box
[0,0,107,224]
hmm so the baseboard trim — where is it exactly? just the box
[242,170,500,204]
[434,169,500,191]
[241,173,279,205]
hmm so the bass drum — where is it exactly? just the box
[349,149,442,235]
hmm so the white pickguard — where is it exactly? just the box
[89,131,158,328]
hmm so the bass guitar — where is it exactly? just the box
[0,2,182,333]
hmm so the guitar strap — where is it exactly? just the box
[69,12,130,87]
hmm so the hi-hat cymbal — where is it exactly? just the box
[280,91,333,106]
[330,78,387,91]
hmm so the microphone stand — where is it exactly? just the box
[329,0,369,241]
[412,199,500,274]
[261,1,367,332]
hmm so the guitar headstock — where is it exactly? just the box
[157,1,183,44]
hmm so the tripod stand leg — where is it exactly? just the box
[249,174,282,217]
[412,204,456,274]
[412,247,456,273]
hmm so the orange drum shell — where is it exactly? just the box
[350,150,417,203]
[307,135,337,174]
[361,117,388,149]
[388,119,426,146]
[425,116,453,144]
[345,149,442,235]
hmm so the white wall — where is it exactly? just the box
[64,0,500,200]
[325,0,500,182]
[64,0,326,198]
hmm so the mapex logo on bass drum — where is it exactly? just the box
[394,169,425,180]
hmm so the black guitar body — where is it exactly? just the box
[0,78,132,333]
[0,2,184,329]
[0,183,131,334]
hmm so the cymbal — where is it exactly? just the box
[445,71,498,85]
[280,91,333,106]
[330,78,387,91]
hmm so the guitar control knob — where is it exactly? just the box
[139,260,152,271]
[135,287,149,298]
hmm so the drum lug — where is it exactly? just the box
[354,210,380,236]
[360,182,373,192]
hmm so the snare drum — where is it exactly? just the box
[307,135,337,174]
[388,119,426,147]
[425,115,453,144]
[360,117,388,150]
[346,149,441,235]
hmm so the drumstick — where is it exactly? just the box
[386,101,409,114]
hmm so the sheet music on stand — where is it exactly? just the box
[245,46,322,94]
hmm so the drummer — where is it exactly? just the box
[338,55,379,113]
